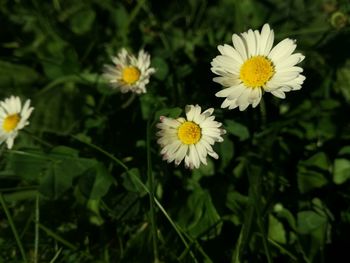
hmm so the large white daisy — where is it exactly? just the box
[0,96,34,149]
[211,24,305,111]
[103,48,156,94]
[156,105,226,169]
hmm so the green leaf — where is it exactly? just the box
[152,57,169,80]
[78,163,114,200]
[0,60,39,86]
[39,162,74,200]
[218,138,234,171]
[178,189,222,240]
[39,146,96,199]
[154,107,182,122]
[5,149,48,181]
[338,146,350,156]
[297,211,327,234]
[192,158,215,178]
[300,152,329,170]
[274,204,297,231]
[121,168,147,196]
[333,158,350,184]
[70,8,96,34]
[226,190,248,215]
[224,120,249,141]
[298,169,328,193]
[268,215,286,244]
[335,60,350,103]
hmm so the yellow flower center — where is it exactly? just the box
[177,121,201,145]
[122,66,141,84]
[239,56,275,88]
[3,114,20,132]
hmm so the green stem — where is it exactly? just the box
[34,193,40,263]
[146,120,159,262]
[0,193,28,263]
[38,224,77,250]
[23,130,53,147]
[248,168,272,263]
[72,136,198,262]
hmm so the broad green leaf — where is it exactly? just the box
[152,57,169,80]
[154,107,182,122]
[121,168,147,196]
[297,211,327,234]
[5,149,48,181]
[192,158,214,178]
[226,190,248,215]
[87,199,104,226]
[39,162,73,200]
[335,60,350,103]
[70,8,96,35]
[224,120,249,141]
[0,60,39,86]
[39,146,96,199]
[339,146,350,156]
[78,163,114,200]
[268,215,286,244]
[178,189,222,240]
[301,152,329,170]
[298,169,328,193]
[333,158,350,184]
[218,138,234,171]
[274,204,297,231]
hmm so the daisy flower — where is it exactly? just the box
[0,96,34,149]
[103,48,156,94]
[211,23,305,111]
[156,105,226,169]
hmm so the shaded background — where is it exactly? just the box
[1,0,350,262]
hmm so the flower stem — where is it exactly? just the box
[146,120,159,262]
[0,193,28,263]
[248,166,272,263]
[34,193,40,263]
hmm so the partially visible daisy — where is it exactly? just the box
[156,105,226,169]
[103,48,156,94]
[211,23,305,111]
[0,96,34,149]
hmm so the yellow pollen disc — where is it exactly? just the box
[121,66,141,84]
[177,121,201,145]
[239,56,275,88]
[3,114,20,132]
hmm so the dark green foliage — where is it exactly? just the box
[1,0,350,262]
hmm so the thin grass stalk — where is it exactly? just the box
[0,193,28,263]
[146,120,159,262]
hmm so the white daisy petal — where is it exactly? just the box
[0,96,33,149]
[103,48,155,94]
[156,105,225,169]
[211,23,304,110]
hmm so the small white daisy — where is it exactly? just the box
[211,23,306,111]
[103,48,156,94]
[156,105,226,169]
[0,96,34,149]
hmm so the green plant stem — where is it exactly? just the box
[34,193,40,263]
[49,248,62,263]
[248,168,272,263]
[0,193,28,263]
[23,130,53,147]
[38,224,77,250]
[146,120,159,262]
[72,136,198,262]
